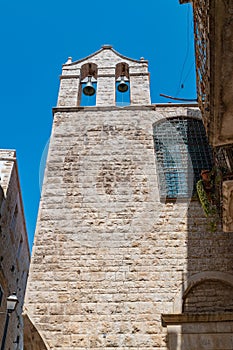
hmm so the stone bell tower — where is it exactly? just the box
[24,46,233,350]
[57,44,150,107]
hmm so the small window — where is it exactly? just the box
[0,285,3,306]
[153,117,213,199]
[10,204,18,231]
[17,236,23,259]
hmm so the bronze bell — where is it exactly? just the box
[83,76,96,96]
[117,76,128,93]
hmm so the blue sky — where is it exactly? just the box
[0,0,195,250]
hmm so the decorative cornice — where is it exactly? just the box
[60,75,80,80]
[52,103,198,114]
[60,73,150,79]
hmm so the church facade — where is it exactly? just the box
[24,46,233,350]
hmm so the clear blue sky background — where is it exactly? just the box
[0,0,195,250]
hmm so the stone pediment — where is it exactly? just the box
[61,45,148,73]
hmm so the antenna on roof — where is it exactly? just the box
[160,93,197,102]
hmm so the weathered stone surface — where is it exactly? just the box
[24,47,233,349]
[0,150,30,350]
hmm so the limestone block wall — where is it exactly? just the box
[96,76,116,106]
[130,75,151,105]
[24,105,233,349]
[0,150,30,350]
[58,77,80,107]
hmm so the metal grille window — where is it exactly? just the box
[153,117,213,199]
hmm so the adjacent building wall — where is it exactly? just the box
[0,150,30,350]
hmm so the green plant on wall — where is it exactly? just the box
[196,178,216,216]
[196,168,221,231]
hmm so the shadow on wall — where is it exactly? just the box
[161,111,233,349]
[23,311,50,350]
[183,115,233,349]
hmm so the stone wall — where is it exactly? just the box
[0,150,30,349]
[24,104,233,349]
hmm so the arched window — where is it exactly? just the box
[115,62,130,106]
[153,117,213,199]
[79,63,97,106]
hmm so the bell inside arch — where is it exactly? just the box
[117,76,129,93]
[83,76,96,96]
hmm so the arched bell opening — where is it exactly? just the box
[79,63,98,106]
[115,62,130,106]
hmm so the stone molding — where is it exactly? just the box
[161,312,233,326]
[52,103,199,114]
[62,45,149,66]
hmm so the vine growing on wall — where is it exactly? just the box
[196,168,222,231]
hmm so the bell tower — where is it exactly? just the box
[57,44,151,107]
[24,46,233,350]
